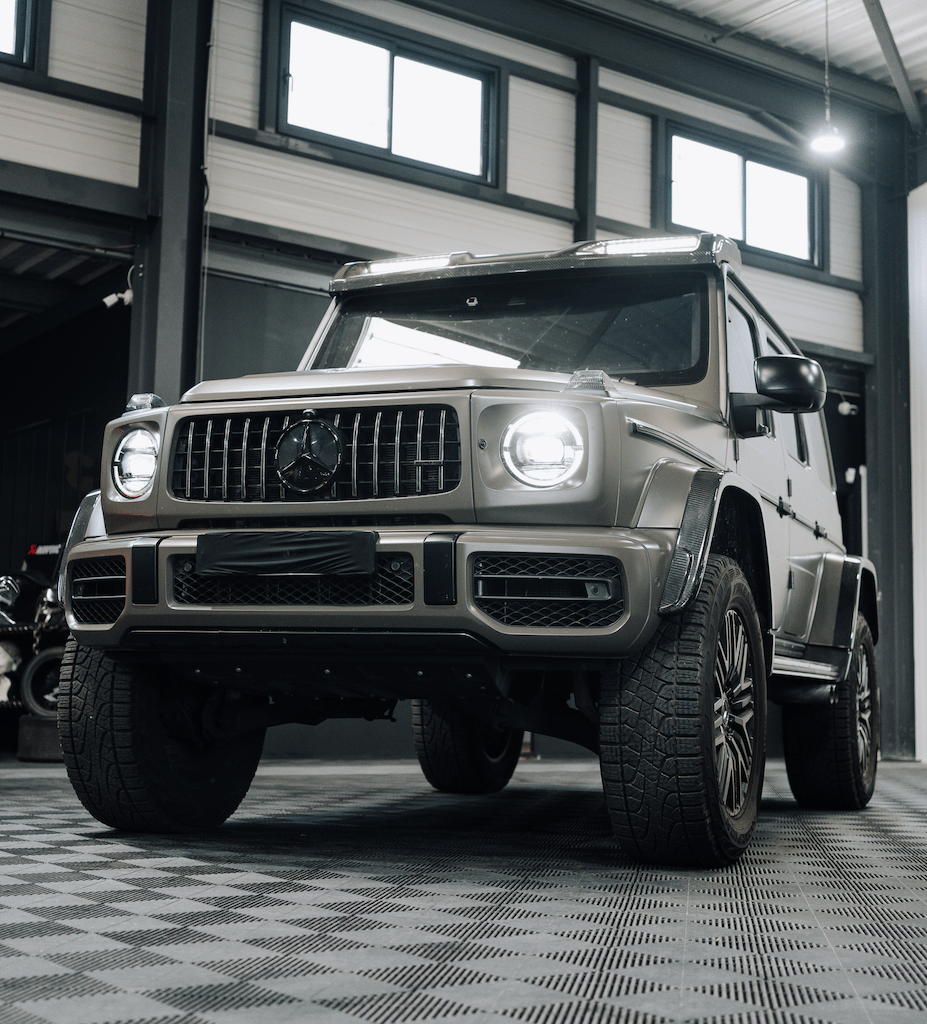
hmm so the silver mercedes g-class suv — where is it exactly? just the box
[57,233,879,866]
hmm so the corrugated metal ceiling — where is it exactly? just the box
[642,0,927,95]
[0,235,132,342]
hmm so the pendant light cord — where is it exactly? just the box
[823,0,832,125]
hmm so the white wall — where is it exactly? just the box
[597,105,651,228]
[737,265,864,351]
[830,170,863,282]
[48,0,146,97]
[0,0,144,187]
[0,85,140,187]
[206,137,574,256]
[909,180,927,761]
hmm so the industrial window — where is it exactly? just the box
[0,0,32,65]
[277,11,495,181]
[670,135,813,263]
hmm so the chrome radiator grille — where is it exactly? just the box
[170,406,461,502]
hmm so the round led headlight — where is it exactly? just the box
[500,412,584,487]
[112,428,158,498]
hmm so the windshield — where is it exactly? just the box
[310,271,709,385]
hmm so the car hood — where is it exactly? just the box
[184,366,594,402]
[180,365,706,416]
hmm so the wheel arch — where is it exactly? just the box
[657,468,772,644]
[707,487,773,638]
[859,562,879,644]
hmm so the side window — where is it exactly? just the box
[727,295,777,433]
[727,299,759,393]
[766,334,807,464]
[804,411,836,490]
[775,412,806,464]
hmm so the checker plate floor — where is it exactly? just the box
[0,757,925,1024]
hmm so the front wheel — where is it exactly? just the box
[412,698,522,794]
[58,638,264,832]
[599,555,767,867]
[782,614,878,809]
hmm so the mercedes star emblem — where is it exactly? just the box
[274,418,343,494]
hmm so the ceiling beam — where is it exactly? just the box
[860,0,926,135]
[403,0,901,114]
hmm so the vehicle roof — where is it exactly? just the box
[330,233,741,295]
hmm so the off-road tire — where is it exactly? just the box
[412,697,523,794]
[20,646,65,718]
[58,638,264,832]
[600,554,767,867]
[782,614,878,809]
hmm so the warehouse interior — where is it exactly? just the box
[2,0,926,760]
[2,2,927,1021]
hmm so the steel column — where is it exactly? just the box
[574,56,598,243]
[129,0,214,404]
[861,129,916,758]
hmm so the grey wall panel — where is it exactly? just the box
[48,0,146,98]
[202,273,331,380]
[211,0,262,128]
[830,170,864,283]
[507,77,575,210]
[0,85,141,187]
[599,67,788,144]
[596,104,651,229]
[205,136,574,256]
[737,265,864,352]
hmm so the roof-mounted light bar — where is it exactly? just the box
[332,233,739,293]
[575,235,702,257]
[365,254,453,275]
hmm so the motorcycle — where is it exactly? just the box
[0,564,68,719]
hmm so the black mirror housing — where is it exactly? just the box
[754,355,826,412]
[730,355,826,438]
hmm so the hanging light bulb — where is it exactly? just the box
[811,0,845,153]
[812,124,845,152]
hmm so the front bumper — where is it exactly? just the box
[63,526,675,662]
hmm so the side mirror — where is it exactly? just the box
[730,355,826,437]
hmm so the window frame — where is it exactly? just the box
[0,0,47,73]
[264,0,501,188]
[667,126,824,269]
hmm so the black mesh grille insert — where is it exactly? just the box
[473,554,624,628]
[70,557,127,624]
[174,554,414,607]
[170,406,461,503]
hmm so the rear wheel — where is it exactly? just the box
[599,555,767,866]
[412,697,522,793]
[20,646,65,718]
[58,638,264,832]
[782,614,878,809]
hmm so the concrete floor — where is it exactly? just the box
[0,753,925,1024]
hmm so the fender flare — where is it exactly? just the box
[57,490,105,603]
[657,468,725,614]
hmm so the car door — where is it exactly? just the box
[725,289,791,627]
[765,330,844,640]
